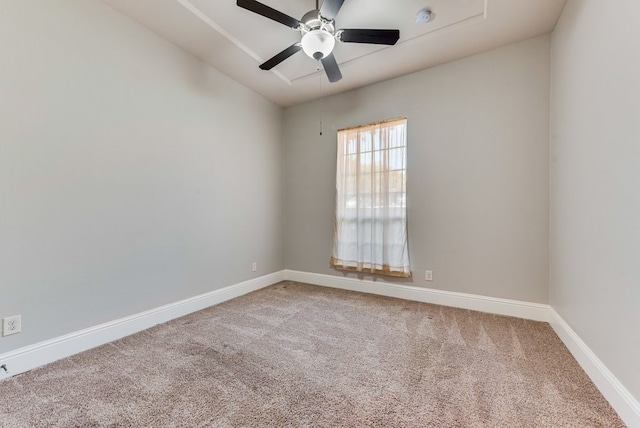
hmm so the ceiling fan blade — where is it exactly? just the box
[260,43,302,70]
[321,53,342,83]
[237,0,302,29]
[339,29,400,45]
[320,0,346,21]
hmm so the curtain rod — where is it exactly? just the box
[338,116,407,132]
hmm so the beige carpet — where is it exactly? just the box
[0,281,625,427]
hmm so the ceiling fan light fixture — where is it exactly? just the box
[301,29,335,60]
[237,0,400,84]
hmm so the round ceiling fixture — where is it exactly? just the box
[301,29,336,60]
[415,8,433,24]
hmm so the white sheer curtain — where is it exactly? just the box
[330,117,411,278]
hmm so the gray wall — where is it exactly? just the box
[0,0,284,353]
[550,0,640,399]
[284,36,550,304]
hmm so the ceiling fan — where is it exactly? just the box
[236,0,400,83]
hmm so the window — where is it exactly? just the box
[330,117,411,278]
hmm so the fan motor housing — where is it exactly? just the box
[302,9,335,34]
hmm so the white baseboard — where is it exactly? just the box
[2,269,637,427]
[0,271,285,381]
[549,309,640,427]
[284,270,550,322]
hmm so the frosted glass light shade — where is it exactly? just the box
[301,30,335,60]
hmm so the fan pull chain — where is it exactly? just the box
[319,70,324,136]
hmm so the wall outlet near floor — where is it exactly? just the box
[2,315,21,336]
[425,270,433,281]
[251,262,257,272]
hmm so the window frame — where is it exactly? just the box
[330,117,411,278]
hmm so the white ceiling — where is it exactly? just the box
[102,0,567,107]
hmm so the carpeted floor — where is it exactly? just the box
[0,281,625,427]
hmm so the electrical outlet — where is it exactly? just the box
[425,270,433,281]
[251,262,257,272]
[2,315,21,336]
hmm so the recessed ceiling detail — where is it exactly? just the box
[102,0,567,107]
[188,0,485,83]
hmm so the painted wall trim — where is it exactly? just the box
[549,309,640,427]
[284,270,550,322]
[2,270,636,426]
[0,271,286,381]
